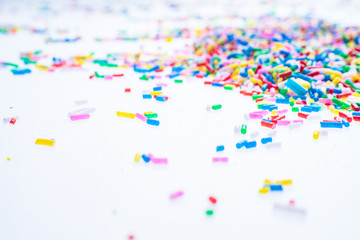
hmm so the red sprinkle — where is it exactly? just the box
[209,196,217,204]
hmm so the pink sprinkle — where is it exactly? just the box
[70,114,90,121]
[277,120,291,126]
[169,191,184,200]
[156,83,168,87]
[212,157,228,163]
[270,87,276,96]
[292,120,303,124]
[135,113,147,121]
[253,110,269,115]
[277,109,288,114]
[249,113,263,119]
[319,98,332,104]
[104,76,113,80]
[151,158,168,164]
[265,97,276,102]
[249,110,269,119]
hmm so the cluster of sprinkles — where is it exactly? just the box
[3,13,360,235]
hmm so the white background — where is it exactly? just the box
[1,0,360,239]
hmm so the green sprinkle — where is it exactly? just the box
[332,98,351,108]
[241,124,247,134]
[252,94,264,100]
[206,210,214,216]
[212,104,222,110]
[289,101,295,107]
[292,107,299,112]
[174,79,183,83]
[345,79,358,90]
[95,71,104,78]
[144,113,158,118]
[139,75,149,81]
[5,63,18,68]
[224,86,233,90]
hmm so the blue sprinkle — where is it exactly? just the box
[236,140,247,149]
[143,94,152,99]
[155,96,166,102]
[211,82,223,87]
[153,86,162,91]
[285,78,308,96]
[301,106,313,113]
[245,141,257,149]
[276,98,289,104]
[147,119,160,126]
[342,119,350,127]
[216,145,225,152]
[320,121,343,128]
[142,154,151,163]
[270,185,283,191]
[261,137,272,144]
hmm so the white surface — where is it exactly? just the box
[1,1,360,240]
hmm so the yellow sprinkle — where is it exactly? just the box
[271,64,284,72]
[271,110,277,115]
[353,92,360,98]
[264,179,273,184]
[165,37,173,42]
[248,69,255,77]
[325,70,342,78]
[35,138,56,147]
[134,153,141,163]
[328,105,339,115]
[7,158,11,161]
[116,111,136,119]
[275,179,293,185]
[229,63,240,69]
[259,187,270,194]
[352,75,360,82]
[250,77,262,86]
[257,100,272,105]
[313,130,320,140]
[332,77,341,85]
[150,91,163,96]
[232,68,240,76]
[295,78,311,89]
[143,111,153,115]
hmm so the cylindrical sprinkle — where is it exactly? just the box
[234,125,241,134]
[245,141,257,149]
[70,114,90,121]
[236,140,247,149]
[135,113,147,121]
[266,142,282,148]
[134,153,141,163]
[212,157,229,163]
[211,104,222,110]
[241,124,247,134]
[261,137,272,144]
[35,138,56,147]
[147,119,160,126]
[151,158,168,164]
[313,130,320,139]
[169,191,184,200]
[216,145,225,152]
[250,130,259,138]
[273,203,306,215]
[117,111,136,119]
